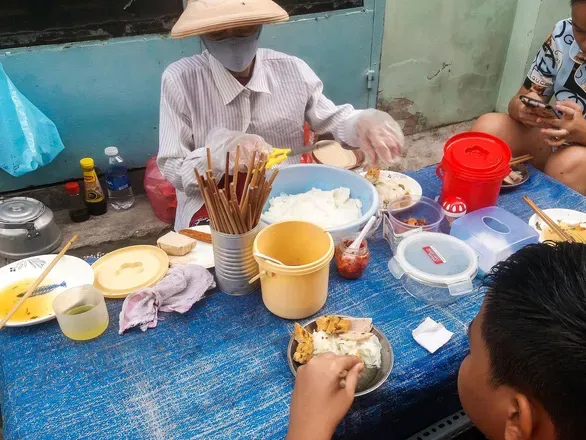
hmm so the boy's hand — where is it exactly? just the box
[511,92,543,128]
[287,353,364,440]
[538,100,586,147]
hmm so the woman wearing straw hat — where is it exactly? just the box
[158,0,405,231]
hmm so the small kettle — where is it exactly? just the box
[0,197,62,259]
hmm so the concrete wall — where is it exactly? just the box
[377,0,519,134]
[496,0,570,111]
[0,2,384,192]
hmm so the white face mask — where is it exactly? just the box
[201,28,262,73]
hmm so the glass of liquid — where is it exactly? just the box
[52,285,109,341]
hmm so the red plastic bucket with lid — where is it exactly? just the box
[437,132,511,213]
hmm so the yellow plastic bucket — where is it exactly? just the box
[253,221,335,319]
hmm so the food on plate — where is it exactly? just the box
[365,169,412,210]
[264,188,362,229]
[540,221,586,242]
[179,229,212,244]
[293,316,382,368]
[503,170,524,185]
[313,141,359,169]
[157,231,197,256]
[316,315,351,334]
[365,168,381,184]
[335,239,370,280]
[0,278,66,323]
[404,217,428,227]
[293,323,314,364]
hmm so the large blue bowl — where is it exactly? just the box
[261,164,379,240]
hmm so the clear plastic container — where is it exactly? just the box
[52,285,109,341]
[335,234,370,280]
[450,207,539,277]
[383,195,445,252]
[388,232,478,305]
[105,146,135,210]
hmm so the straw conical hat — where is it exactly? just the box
[171,0,289,39]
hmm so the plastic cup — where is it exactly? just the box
[52,285,109,341]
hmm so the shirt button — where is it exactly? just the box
[242,89,251,98]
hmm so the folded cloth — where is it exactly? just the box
[412,317,454,354]
[119,264,215,334]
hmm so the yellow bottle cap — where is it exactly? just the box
[80,158,95,170]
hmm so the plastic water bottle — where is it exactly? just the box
[104,146,135,210]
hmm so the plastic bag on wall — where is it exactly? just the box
[144,157,177,224]
[0,63,65,177]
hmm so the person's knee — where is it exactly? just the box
[545,147,586,194]
[471,113,511,136]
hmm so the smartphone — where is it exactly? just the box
[519,95,562,119]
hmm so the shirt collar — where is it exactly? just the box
[207,50,272,105]
[570,39,586,64]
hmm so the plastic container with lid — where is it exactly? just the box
[388,232,478,305]
[64,182,89,223]
[450,207,539,277]
[437,132,511,213]
[383,196,445,252]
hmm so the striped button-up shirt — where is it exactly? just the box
[158,48,360,231]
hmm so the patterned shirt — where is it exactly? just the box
[525,18,586,113]
[158,49,359,231]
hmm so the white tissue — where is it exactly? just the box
[412,317,454,354]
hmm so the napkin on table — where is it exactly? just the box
[412,317,454,354]
[119,264,215,334]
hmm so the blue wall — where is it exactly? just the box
[0,4,383,192]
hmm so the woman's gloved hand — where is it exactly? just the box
[350,109,404,166]
[206,128,273,174]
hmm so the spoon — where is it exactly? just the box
[254,252,285,266]
[349,216,377,251]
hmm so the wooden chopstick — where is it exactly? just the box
[510,155,534,166]
[522,196,575,243]
[0,234,79,330]
[195,147,276,234]
[233,145,240,193]
[224,151,231,198]
[206,148,213,172]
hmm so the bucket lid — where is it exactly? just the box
[0,197,45,224]
[443,132,511,179]
[389,232,478,289]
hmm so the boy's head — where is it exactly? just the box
[572,0,586,53]
[458,242,586,440]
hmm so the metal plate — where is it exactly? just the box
[287,315,394,397]
[501,164,529,190]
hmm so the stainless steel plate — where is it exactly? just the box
[287,316,394,397]
[501,164,530,190]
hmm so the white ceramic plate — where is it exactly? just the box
[0,255,94,327]
[168,225,215,269]
[528,209,586,242]
[359,170,423,211]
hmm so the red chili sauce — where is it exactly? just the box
[335,239,370,280]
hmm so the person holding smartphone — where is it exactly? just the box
[472,0,586,195]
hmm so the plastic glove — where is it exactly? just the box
[205,128,273,175]
[348,109,404,167]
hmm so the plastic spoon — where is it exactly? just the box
[349,216,377,251]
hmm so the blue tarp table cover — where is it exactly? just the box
[1,167,585,439]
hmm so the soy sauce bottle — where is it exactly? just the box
[80,158,107,216]
[64,182,90,222]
